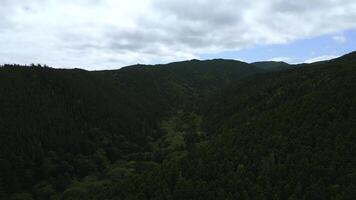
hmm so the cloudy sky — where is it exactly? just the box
[0,0,356,70]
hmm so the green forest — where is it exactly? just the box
[0,52,355,200]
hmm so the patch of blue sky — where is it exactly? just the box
[199,29,356,64]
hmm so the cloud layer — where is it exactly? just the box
[1,0,356,69]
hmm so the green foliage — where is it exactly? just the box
[107,53,356,199]
[10,193,33,200]
[33,183,56,200]
[251,61,292,71]
[62,177,112,200]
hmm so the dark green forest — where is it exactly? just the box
[0,53,355,200]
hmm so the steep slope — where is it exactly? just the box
[0,59,263,198]
[106,54,356,200]
[0,66,162,196]
[1,53,355,199]
[98,65,192,119]
[197,56,356,199]
[334,51,356,62]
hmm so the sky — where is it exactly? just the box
[0,0,356,70]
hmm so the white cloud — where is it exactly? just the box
[304,55,339,63]
[269,57,292,62]
[332,34,347,43]
[1,0,356,69]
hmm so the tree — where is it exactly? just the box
[343,184,356,200]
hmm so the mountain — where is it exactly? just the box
[113,54,356,200]
[0,59,264,199]
[100,59,264,112]
[334,51,356,62]
[163,59,263,90]
[113,59,263,94]
[0,53,355,200]
[251,61,293,71]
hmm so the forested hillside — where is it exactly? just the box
[0,60,263,200]
[0,53,355,200]
[251,61,292,71]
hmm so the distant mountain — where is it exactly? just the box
[119,59,263,91]
[103,59,265,111]
[251,61,293,71]
[164,59,262,88]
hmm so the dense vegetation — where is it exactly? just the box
[251,61,292,72]
[0,53,355,200]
